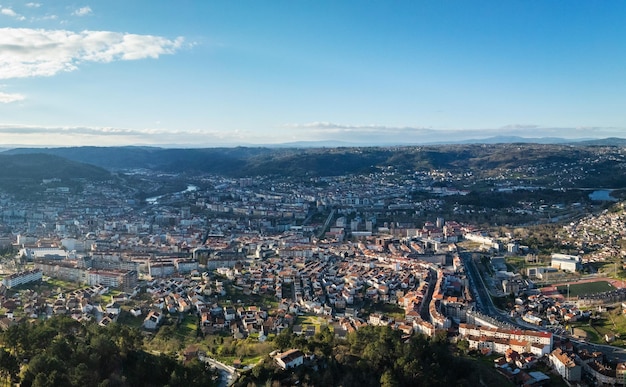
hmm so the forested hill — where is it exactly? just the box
[0,153,110,180]
[4,144,626,187]
[0,317,216,386]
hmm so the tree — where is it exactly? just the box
[380,370,398,387]
[274,328,292,351]
[457,339,470,355]
[0,349,19,385]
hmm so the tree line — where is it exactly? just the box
[238,325,510,387]
[0,316,217,387]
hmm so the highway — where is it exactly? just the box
[461,252,504,319]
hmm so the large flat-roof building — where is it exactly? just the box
[551,253,582,273]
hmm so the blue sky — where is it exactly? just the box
[0,1,625,147]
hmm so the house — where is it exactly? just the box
[106,302,121,315]
[183,345,199,363]
[143,310,164,330]
[99,316,113,327]
[275,349,305,369]
[224,307,236,321]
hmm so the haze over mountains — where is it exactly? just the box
[2,135,626,150]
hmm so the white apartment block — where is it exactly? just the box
[2,269,42,289]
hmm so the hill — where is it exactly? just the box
[4,143,626,189]
[0,153,111,197]
[0,153,110,180]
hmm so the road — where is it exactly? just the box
[570,338,626,362]
[420,267,437,322]
[200,355,237,387]
[316,209,336,239]
[461,252,503,318]
[462,250,626,362]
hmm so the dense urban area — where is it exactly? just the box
[1,144,626,386]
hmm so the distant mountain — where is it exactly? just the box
[574,137,626,146]
[267,135,604,147]
[421,135,600,145]
[3,142,626,188]
[3,146,275,174]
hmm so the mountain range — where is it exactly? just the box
[1,139,625,182]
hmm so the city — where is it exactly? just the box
[0,149,626,385]
[1,1,625,386]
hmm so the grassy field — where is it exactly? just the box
[361,301,405,321]
[571,307,626,347]
[505,256,546,271]
[295,313,328,330]
[556,280,614,297]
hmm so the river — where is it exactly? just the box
[588,189,617,202]
[146,184,198,205]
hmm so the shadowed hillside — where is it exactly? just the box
[0,153,110,180]
[4,143,626,188]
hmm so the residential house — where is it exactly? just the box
[275,349,305,369]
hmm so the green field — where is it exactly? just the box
[571,307,626,348]
[557,280,614,297]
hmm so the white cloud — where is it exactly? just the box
[26,3,42,8]
[0,124,252,147]
[285,122,435,135]
[1,7,26,20]
[0,28,185,80]
[0,122,622,147]
[0,92,25,103]
[72,6,92,16]
[288,122,424,131]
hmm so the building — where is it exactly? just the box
[275,349,304,369]
[526,266,558,280]
[143,310,163,330]
[20,247,68,261]
[458,324,553,355]
[85,269,138,290]
[175,258,199,274]
[551,253,582,273]
[583,360,617,385]
[2,269,42,288]
[549,348,581,382]
[35,260,84,282]
[148,262,176,278]
[616,362,626,385]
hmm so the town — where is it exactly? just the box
[0,152,626,386]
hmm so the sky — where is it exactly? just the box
[0,1,625,147]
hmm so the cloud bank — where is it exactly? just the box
[284,122,626,144]
[0,122,624,147]
[0,27,185,80]
[0,124,252,147]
